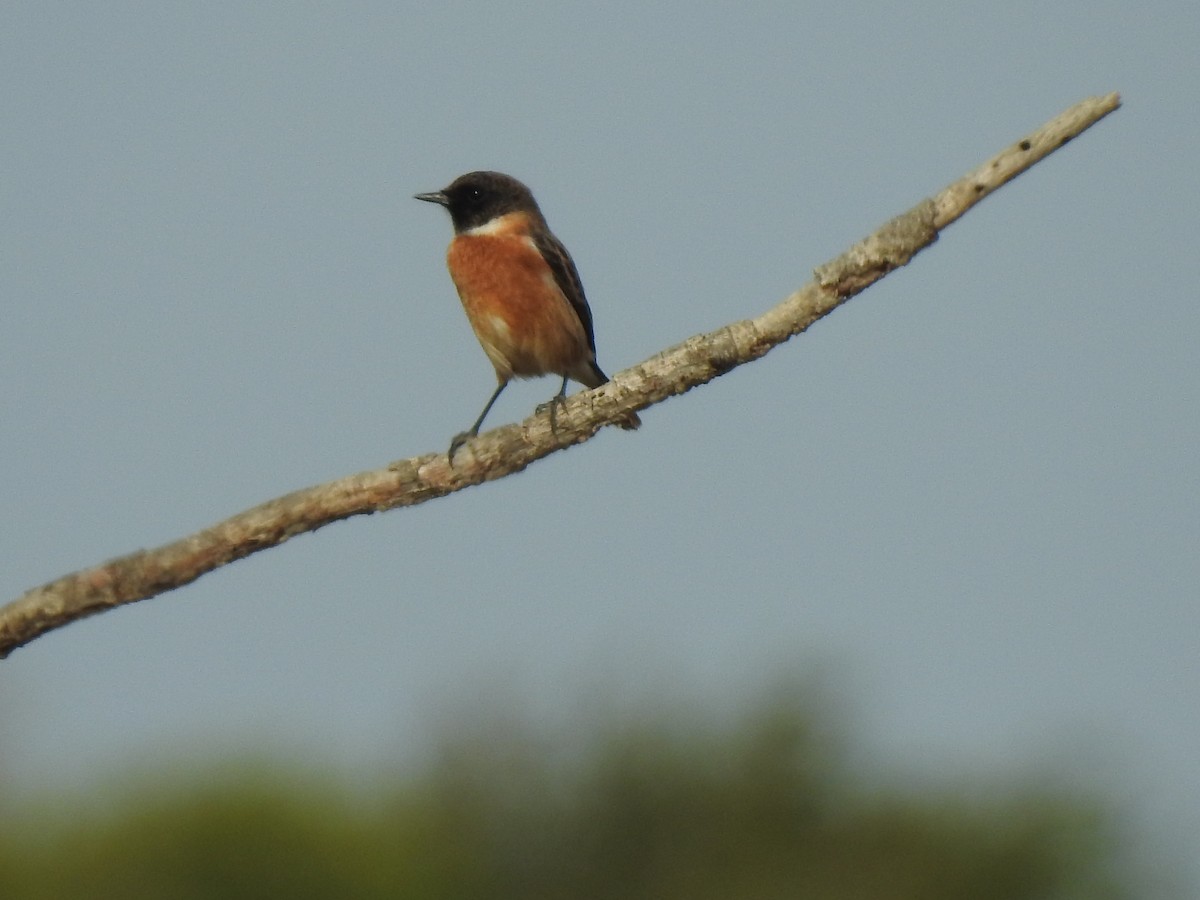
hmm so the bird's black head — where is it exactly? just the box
[414,171,541,234]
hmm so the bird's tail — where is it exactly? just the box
[582,361,641,431]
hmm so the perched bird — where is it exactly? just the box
[415,171,640,459]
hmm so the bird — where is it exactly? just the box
[415,170,640,460]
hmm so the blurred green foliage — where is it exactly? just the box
[0,691,1133,899]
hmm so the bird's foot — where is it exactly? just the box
[535,394,567,434]
[448,430,475,464]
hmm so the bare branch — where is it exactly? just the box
[0,93,1121,658]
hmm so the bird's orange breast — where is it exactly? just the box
[446,220,592,381]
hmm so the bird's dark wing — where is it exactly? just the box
[532,230,597,353]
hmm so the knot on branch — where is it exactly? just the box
[814,199,939,298]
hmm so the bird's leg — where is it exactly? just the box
[536,376,570,435]
[449,381,507,462]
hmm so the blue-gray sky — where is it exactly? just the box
[2,2,1196,891]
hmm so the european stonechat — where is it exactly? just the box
[416,171,641,459]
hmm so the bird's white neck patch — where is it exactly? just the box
[463,212,522,237]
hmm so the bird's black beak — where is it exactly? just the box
[414,190,449,206]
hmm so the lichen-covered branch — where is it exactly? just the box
[0,92,1121,658]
